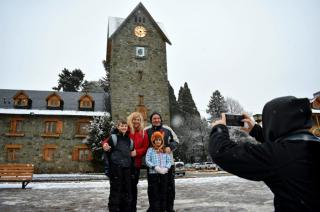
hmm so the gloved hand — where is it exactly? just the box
[154,166,162,174]
[159,167,168,175]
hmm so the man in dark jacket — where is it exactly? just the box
[209,96,320,211]
[145,112,179,212]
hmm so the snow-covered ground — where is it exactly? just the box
[0,175,274,211]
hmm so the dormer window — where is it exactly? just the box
[46,93,63,110]
[13,91,31,109]
[79,94,94,111]
[49,98,60,107]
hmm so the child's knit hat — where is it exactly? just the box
[151,131,165,152]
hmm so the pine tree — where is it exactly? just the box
[177,82,200,119]
[168,82,183,124]
[53,68,85,92]
[102,60,110,93]
[206,90,227,120]
[85,114,113,162]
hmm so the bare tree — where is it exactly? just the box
[225,97,244,114]
[174,116,210,163]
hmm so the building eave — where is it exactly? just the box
[0,108,108,117]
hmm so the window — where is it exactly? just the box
[135,46,146,59]
[79,95,94,111]
[81,100,92,108]
[48,96,60,107]
[5,144,22,161]
[79,149,91,161]
[72,145,92,161]
[78,122,90,134]
[45,121,57,133]
[15,98,28,106]
[41,119,62,137]
[75,120,91,138]
[13,91,30,108]
[6,118,25,136]
[46,92,63,109]
[43,144,57,161]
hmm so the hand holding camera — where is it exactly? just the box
[212,113,255,133]
[225,114,244,127]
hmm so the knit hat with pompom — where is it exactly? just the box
[151,131,165,153]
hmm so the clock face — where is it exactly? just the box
[134,26,147,37]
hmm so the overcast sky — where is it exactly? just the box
[1,0,319,117]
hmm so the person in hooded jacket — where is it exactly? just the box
[145,112,179,212]
[209,96,320,212]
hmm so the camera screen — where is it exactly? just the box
[225,114,244,127]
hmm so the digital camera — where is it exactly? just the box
[225,114,244,127]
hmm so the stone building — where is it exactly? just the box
[0,89,107,173]
[106,2,172,124]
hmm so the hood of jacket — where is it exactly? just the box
[262,96,312,142]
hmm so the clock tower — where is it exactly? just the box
[106,3,172,123]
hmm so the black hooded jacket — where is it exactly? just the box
[209,96,320,211]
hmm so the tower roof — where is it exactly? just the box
[108,2,171,45]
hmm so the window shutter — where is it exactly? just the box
[72,148,78,161]
[57,121,63,134]
[88,150,93,161]
[43,148,48,160]
[10,120,15,133]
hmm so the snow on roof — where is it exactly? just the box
[156,22,170,43]
[108,17,125,37]
[0,108,108,117]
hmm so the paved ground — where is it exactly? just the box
[0,172,274,211]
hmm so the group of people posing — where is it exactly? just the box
[102,112,178,212]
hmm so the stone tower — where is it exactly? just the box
[106,3,172,124]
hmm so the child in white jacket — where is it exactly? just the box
[145,131,172,211]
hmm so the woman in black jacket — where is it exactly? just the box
[209,96,320,211]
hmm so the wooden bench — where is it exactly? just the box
[0,163,34,189]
